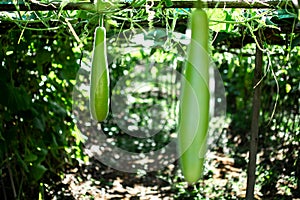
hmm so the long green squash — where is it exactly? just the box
[178,8,210,183]
[89,26,110,122]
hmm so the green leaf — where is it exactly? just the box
[24,153,38,162]
[164,0,173,7]
[30,107,39,117]
[276,9,297,20]
[131,0,146,7]
[60,64,79,80]
[36,49,52,65]
[77,10,96,20]
[35,147,48,164]
[225,10,235,32]
[30,164,47,182]
[151,29,167,39]
[265,17,277,26]
[77,10,89,19]
[107,19,119,27]
[0,83,31,112]
[16,152,29,173]
[207,9,228,32]
[291,35,300,48]
[33,116,45,132]
[50,102,66,117]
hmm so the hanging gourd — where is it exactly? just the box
[178,1,210,183]
[89,10,110,122]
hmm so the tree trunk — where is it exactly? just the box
[245,33,263,200]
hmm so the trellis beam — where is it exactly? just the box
[0,1,291,11]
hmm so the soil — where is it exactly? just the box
[44,150,250,200]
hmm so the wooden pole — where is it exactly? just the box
[0,0,288,11]
[245,31,263,200]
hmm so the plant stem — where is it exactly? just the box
[1,176,7,200]
[99,14,104,27]
[196,0,203,9]
[7,164,17,199]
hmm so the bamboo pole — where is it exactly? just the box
[245,30,263,200]
[0,0,288,11]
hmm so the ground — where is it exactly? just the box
[45,150,255,200]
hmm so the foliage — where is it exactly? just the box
[0,25,83,199]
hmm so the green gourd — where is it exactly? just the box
[178,7,210,183]
[89,26,110,122]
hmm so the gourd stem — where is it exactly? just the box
[99,14,104,27]
[196,0,203,9]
